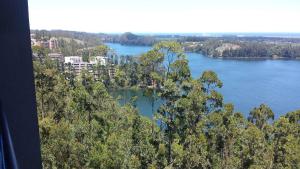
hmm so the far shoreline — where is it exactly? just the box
[106,42,300,61]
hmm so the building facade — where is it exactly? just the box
[64,56,115,79]
[49,37,59,50]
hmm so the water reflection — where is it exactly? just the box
[110,89,163,118]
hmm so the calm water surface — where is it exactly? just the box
[106,43,300,118]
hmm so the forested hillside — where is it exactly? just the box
[31,29,105,47]
[106,32,156,46]
[182,37,300,59]
[31,29,300,59]
[34,41,300,169]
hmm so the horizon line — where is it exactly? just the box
[30,29,300,34]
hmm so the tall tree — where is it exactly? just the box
[248,104,274,130]
[154,41,185,77]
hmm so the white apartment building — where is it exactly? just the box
[64,56,108,76]
[89,56,108,66]
[64,56,83,64]
[64,56,87,75]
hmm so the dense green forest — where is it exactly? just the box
[107,32,156,46]
[34,42,300,169]
[181,37,300,59]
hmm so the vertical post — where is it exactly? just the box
[0,0,42,168]
[0,104,19,169]
[0,124,4,169]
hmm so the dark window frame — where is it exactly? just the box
[0,0,42,168]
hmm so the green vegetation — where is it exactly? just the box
[57,38,85,56]
[34,42,300,169]
[31,30,108,56]
[31,30,104,47]
[182,37,300,59]
[31,29,300,59]
[32,45,50,59]
[115,32,156,46]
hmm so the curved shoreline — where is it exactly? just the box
[185,51,300,61]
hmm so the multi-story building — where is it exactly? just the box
[30,35,59,50]
[108,64,116,78]
[64,56,114,78]
[65,56,86,75]
[32,52,64,71]
[48,53,64,63]
[48,53,64,70]
[64,56,83,64]
[89,56,108,66]
[49,37,59,50]
[64,56,103,75]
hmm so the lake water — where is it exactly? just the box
[106,43,300,118]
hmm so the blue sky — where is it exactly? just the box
[28,0,300,33]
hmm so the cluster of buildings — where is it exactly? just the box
[31,34,59,50]
[31,33,116,79]
[64,56,115,77]
[33,53,115,79]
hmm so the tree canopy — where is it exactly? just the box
[34,41,300,169]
